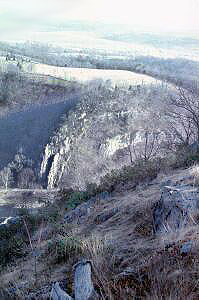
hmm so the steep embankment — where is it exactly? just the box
[0,98,78,171]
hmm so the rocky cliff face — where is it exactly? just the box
[40,83,169,189]
[40,138,71,188]
[40,125,127,189]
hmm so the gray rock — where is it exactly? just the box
[180,241,192,255]
[50,260,99,300]
[64,203,92,224]
[64,192,111,224]
[153,185,199,234]
[187,142,199,153]
[160,179,173,188]
[94,207,119,224]
[51,282,72,300]
[74,260,99,300]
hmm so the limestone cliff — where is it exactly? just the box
[39,80,172,189]
[40,83,167,189]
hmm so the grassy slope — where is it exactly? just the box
[1,167,199,299]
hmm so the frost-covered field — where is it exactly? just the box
[0,56,161,87]
[32,63,161,87]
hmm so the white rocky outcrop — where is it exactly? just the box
[40,137,71,188]
[40,144,54,178]
[100,135,127,158]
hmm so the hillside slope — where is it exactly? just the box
[1,167,199,299]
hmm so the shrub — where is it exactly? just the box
[0,211,43,267]
[47,234,82,264]
[60,184,100,210]
[170,145,199,169]
[67,191,89,208]
[0,220,25,266]
[40,204,61,223]
[99,159,160,192]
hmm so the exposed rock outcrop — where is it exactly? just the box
[64,192,110,224]
[40,138,71,188]
[51,282,72,300]
[51,260,99,300]
[153,184,199,234]
[74,260,99,300]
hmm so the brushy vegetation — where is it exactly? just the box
[99,159,160,192]
[0,212,42,267]
[59,146,199,211]
[46,234,83,264]
[1,147,199,299]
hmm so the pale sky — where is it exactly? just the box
[0,0,199,33]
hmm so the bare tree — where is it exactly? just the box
[168,87,199,145]
[129,129,162,162]
[0,167,13,190]
[18,168,36,189]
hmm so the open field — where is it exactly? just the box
[32,63,162,87]
[0,56,162,88]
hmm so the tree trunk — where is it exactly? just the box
[128,144,133,164]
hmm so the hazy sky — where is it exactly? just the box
[0,0,199,33]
